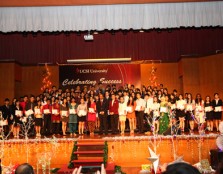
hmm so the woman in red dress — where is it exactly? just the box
[87,97,97,135]
[51,98,61,135]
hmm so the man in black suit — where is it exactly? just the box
[1,98,12,135]
[96,94,109,135]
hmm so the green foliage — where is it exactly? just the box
[68,141,78,169]
[103,141,108,167]
[115,165,126,174]
[50,168,60,173]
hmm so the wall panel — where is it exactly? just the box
[140,63,181,93]
[181,58,201,97]
[198,54,223,99]
[19,65,59,98]
[0,63,15,105]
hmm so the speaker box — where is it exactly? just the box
[210,149,223,170]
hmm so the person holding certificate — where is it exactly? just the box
[204,96,213,132]
[176,94,186,132]
[185,93,195,134]
[212,93,223,132]
[77,98,87,135]
[87,97,97,135]
[135,93,146,134]
[51,98,61,135]
[96,94,109,135]
[12,100,23,138]
[60,98,69,136]
[194,94,205,129]
[109,94,119,135]
[118,96,127,135]
[1,98,12,135]
[34,100,43,137]
[151,96,160,134]
[68,98,78,136]
[159,96,169,134]
[126,96,136,134]
[42,98,52,136]
[25,96,36,136]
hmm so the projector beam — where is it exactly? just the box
[67,58,131,63]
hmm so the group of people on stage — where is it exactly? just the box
[0,83,222,138]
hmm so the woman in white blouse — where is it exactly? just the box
[176,94,186,132]
[118,96,127,135]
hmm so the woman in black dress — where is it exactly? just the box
[185,93,195,134]
[34,100,43,137]
[12,100,23,138]
[204,96,213,132]
[212,93,222,132]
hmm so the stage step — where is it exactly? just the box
[77,143,104,146]
[74,150,104,154]
[72,159,103,163]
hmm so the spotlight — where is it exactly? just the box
[84,31,94,41]
[139,29,144,33]
[93,31,99,35]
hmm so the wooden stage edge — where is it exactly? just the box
[0,133,219,173]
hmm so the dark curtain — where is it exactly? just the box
[0,27,223,64]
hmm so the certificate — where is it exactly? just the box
[153,111,159,117]
[144,108,149,114]
[196,106,202,111]
[215,106,222,112]
[0,120,8,126]
[43,109,50,114]
[127,106,133,113]
[177,104,184,110]
[61,111,68,116]
[205,106,212,112]
[119,111,126,116]
[186,105,193,111]
[160,107,167,113]
[52,109,58,115]
[89,108,95,113]
[171,105,176,110]
[35,108,41,115]
[135,106,141,111]
[21,117,27,123]
[78,110,87,116]
[15,110,22,116]
[69,109,76,114]
[25,109,34,116]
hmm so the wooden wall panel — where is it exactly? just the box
[0,63,15,105]
[198,54,223,99]
[19,65,59,98]
[181,58,201,97]
[140,63,181,93]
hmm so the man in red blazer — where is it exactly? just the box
[109,94,119,134]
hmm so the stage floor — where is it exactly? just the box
[0,133,219,173]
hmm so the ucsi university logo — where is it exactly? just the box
[75,68,108,74]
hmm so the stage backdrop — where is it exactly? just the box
[59,64,141,89]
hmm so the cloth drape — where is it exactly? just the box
[0,1,223,32]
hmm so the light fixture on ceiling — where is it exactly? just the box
[93,31,99,34]
[84,31,94,41]
[139,29,144,33]
[67,58,131,64]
